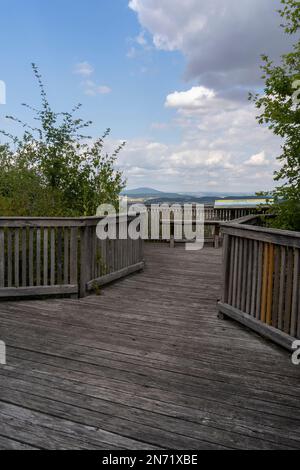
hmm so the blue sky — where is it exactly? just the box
[0,0,184,142]
[0,0,292,193]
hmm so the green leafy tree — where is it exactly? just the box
[0,64,126,216]
[250,0,300,230]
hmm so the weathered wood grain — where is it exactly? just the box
[0,244,299,450]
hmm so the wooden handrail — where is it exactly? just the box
[0,215,144,300]
[219,214,300,350]
[221,216,300,248]
[0,214,135,228]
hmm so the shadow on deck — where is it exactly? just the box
[0,243,299,450]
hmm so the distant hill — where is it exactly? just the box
[121,187,257,205]
[121,187,185,200]
[121,187,163,196]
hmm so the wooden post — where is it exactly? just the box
[218,233,231,320]
[214,225,220,249]
[170,235,175,249]
[222,234,231,304]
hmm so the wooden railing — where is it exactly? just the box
[0,216,144,300]
[144,205,262,247]
[218,215,300,350]
[80,216,144,297]
[204,206,258,221]
[145,204,260,223]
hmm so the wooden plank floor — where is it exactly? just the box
[0,243,299,450]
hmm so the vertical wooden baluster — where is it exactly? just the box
[116,221,120,271]
[22,228,27,287]
[291,248,299,338]
[139,235,144,264]
[108,237,111,273]
[131,237,135,266]
[131,240,136,264]
[105,239,110,274]
[15,228,20,288]
[50,228,55,285]
[36,228,41,286]
[80,225,89,298]
[108,239,112,274]
[278,246,286,331]
[228,235,235,306]
[43,228,48,286]
[120,236,124,270]
[100,239,105,276]
[214,225,220,249]
[250,240,258,317]
[92,226,97,280]
[236,238,244,309]
[284,248,293,334]
[28,228,34,287]
[260,243,269,323]
[88,228,93,279]
[222,234,230,304]
[70,227,78,286]
[113,238,116,272]
[99,239,104,276]
[57,227,62,285]
[121,219,126,270]
[7,229,12,287]
[125,238,129,269]
[123,235,127,271]
[240,239,247,312]
[266,244,274,325]
[132,238,135,267]
[110,233,116,273]
[103,237,107,276]
[151,206,160,241]
[98,226,102,276]
[116,223,121,271]
[0,229,4,288]
[232,237,239,308]
[95,237,99,278]
[64,228,69,285]
[272,246,280,328]
[256,241,263,320]
[246,239,253,315]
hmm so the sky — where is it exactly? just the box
[0,0,294,193]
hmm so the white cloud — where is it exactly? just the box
[129,0,290,92]
[136,31,147,46]
[97,85,112,94]
[74,62,94,77]
[83,81,112,96]
[123,0,285,192]
[165,86,215,109]
[245,151,269,166]
[114,87,281,192]
[74,62,111,96]
[126,29,150,59]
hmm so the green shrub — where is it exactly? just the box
[0,64,126,217]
